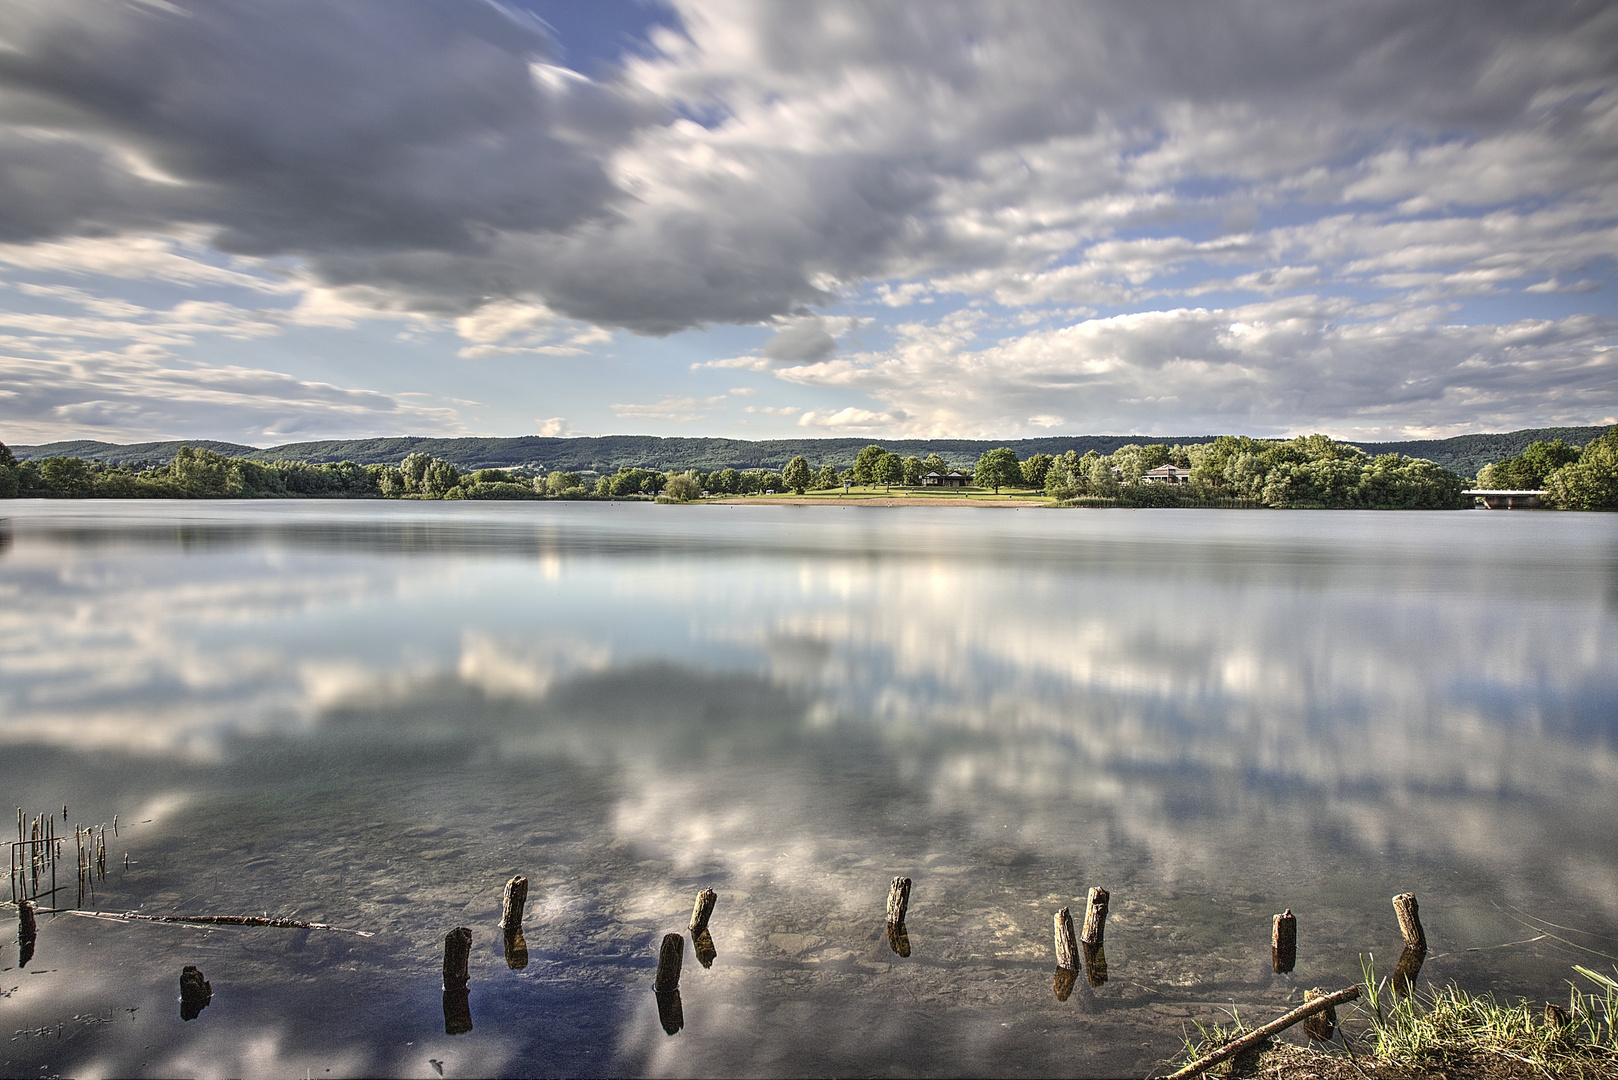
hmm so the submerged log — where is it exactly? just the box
[886,877,911,925]
[179,965,212,1021]
[1392,892,1426,951]
[1301,987,1336,1041]
[64,909,374,936]
[1054,907,1079,970]
[443,927,473,990]
[500,876,528,934]
[689,888,718,934]
[1080,886,1109,946]
[654,932,684,992]
[1160,985,1361,1079]
[1272,909,1297,974]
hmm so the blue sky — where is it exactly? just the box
[0,0,1614,447]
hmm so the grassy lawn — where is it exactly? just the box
[719,484,1048,501]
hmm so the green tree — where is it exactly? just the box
[921,453,948,477]
[853,444,887,486]
[663,473,701,501]
[876,452,904,490]
[902,456,925,486]
[0,441,19,498]
[40,456,95,497]
[1545,427,1618,510]
[782,455,812,494]
[168,447,241,497]
[422,459,460,497]
[1021,452,1054,489]
[973,447,1022,493]
[544,470,582,496]
[812,463,840,489]
[714,467,740,494]
[1086,455,1119,496]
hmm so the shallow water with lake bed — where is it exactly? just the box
[1,501,1615,1077]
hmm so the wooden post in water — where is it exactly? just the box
[179,965,212,1021]
[1053,907,1079,970]
[1392,893,1425,951]
[654,932,684,992]
[689,888,718,934]
[500,876,528,933]
[1080,886,1109,945]
[1390,892,1427,996]
[442,927,473,990]
[886,877,911,925]
[1272,909,1297,973]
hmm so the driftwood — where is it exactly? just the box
[1054,907,1080,970]
[63,909,374,936]
[1080,886,1109,945]
[1273,909,1297,974]
[654,932,684,992]
[886,877,911,925]
[1160,984,1361,1079]
[1301,987,1336,1041]
[690,888,718,934]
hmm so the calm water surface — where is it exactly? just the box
[2,501,1616,1078]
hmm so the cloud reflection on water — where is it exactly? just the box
[0,503,1615,1076]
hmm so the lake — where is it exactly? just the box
[2,501,1615,1078]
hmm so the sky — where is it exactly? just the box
[0,0,1615,448]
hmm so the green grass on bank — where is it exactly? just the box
[1176,961,1618,1079]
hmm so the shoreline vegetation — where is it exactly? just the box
[1,428,1614,509]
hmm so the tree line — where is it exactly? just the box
[1474,427,1618,510]
[7,431,1613,509]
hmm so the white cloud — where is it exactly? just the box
[611,394,728,423]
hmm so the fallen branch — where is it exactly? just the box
[1160,984,1361,1079]
[59,909,374,937]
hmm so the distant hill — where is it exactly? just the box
[10,425,1611,477]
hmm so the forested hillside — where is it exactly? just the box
[13,426,1610,475]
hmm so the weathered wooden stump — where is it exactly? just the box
[17,899,37,968]
[1053,907,1079,971]
[1390,892,1427,996]
[503,928,529,971]
[886,877,911,925]
[1301,987,1336,1041]
[654,932,684,992]
[1392,892,1426,951]
[886,920,911,957]
[1272,908,1297,974]
[500,875,528,934]
[1082,941,1108,987]
[655,989,684,1035]
[692,928,717,969]
[689,888,718,934]
[179,965,212,1021]
[442,987,473,1035]
[1052,966,1078,1002]
[1080,886,1109,945]
[443,927,473,990]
